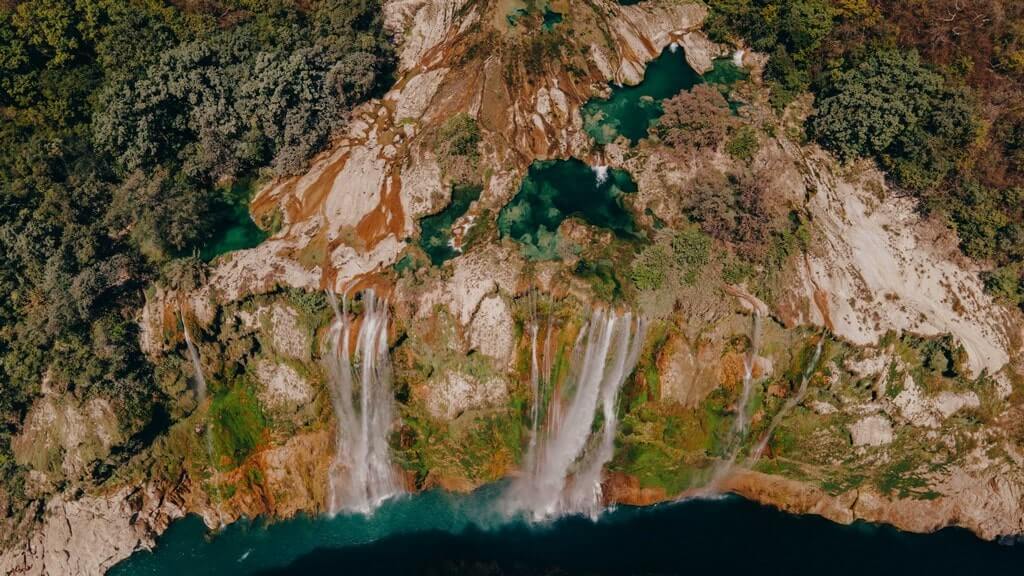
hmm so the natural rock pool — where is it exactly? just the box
[199,180,269,262]
[418,184,483,265]
[497,158,639,260]
[110,487,1024,575]
[582,45,746,145]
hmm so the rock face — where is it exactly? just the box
[849,415,894,447]
[784,153,1013,377]
[425,371,508,420]
[723,466,1024,541]
[254,359,314,411]
[468,294,516,366]
[13,396,123,489]
[0,484,186,576]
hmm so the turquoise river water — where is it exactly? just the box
[111,484,1023,575]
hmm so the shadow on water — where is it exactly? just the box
[112,490,1024,576]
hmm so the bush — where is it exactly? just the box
[655,85,735,152]
[671,226,711,284]
[726,126,760,161]
[810,49,978,190]
[631,244,671,291]
[436,113,482,184]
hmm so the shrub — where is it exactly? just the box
[630,244,671,291]
[726,126,760,161]
[436,113,482,184]
[810,49,978,190]
[655,85,735,152]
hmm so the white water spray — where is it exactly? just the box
[732,311,763,436]
[732,49,745,67]
[592,165,609,185]
[181,318,207,403]
[323,289,402,515]
[508,308,645,520]
[669,42,679,54]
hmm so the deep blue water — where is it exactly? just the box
[110,485,1023,576]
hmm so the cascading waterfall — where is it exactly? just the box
[181,310,223,525]
[592,165,609,185]
[732,311,763,436]
[181,316,207,404]
[749,337,825,462]
[528,320,541,471]
[508,308,645,521]
[323,289,402,515]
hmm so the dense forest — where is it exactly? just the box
[0,0,393,533]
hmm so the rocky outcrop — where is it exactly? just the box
[12,396,123,490]
[0,483,187,576]
[424,371,508,420]
[723,465,1024,541]
[468,294,516,366]
[253,359,314,411]
[783,152,1017,377]
[218,0,713,305]
[849,415,894,447]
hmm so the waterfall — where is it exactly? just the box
[669,42,679,54]
[527,320,541,473]
[750,338,824,462]
[508,308,645,521]
[181,309,217,487]
[182,318,207,403]
[732,311,763,436]
[323,289,402,515]
[592,165,609,185]
[732,49,745,67]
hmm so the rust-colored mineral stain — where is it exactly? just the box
[355,169,406,250]
[813,288,834,332]
[300,151,351,222]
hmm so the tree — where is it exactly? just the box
[655,85,736,153]
[811,49,978,190]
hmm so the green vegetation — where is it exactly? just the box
[811,50,977,190]
[0,0,392,534]
[704,0,1024,311]
[436,113,482,185]
[630,225,711,291]
[209,380,267,470]
[726,125,760,161]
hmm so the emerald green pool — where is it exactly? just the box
[498,159,639,260]
[418,184,482,266]
[200,179,269,262]
[582,46,746,145]
[542,6,563,30]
